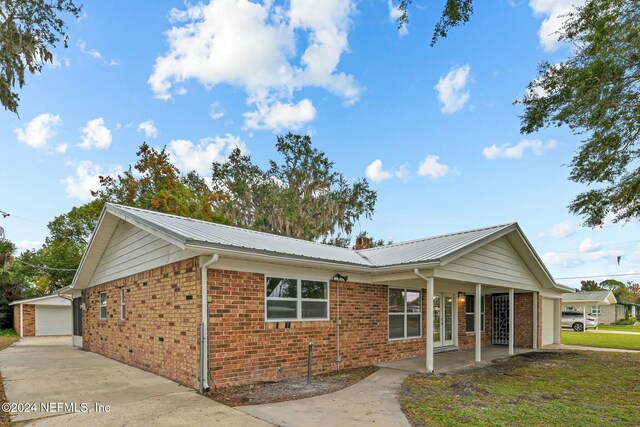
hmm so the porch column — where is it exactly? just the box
[583,305,587,332]
[595,305,599,329]
[532,292,538,350]
[553,299,561,344]
[509,288,514,355]
[426,277,434,373]
[475,283,481,362]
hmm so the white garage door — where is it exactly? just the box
[35,306,72,336]
[541,298,556,346]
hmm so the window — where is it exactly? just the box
[120,288,126,320]
[590,305,601,316]
[388,288,422,340]
[265,277,328,321]
[100,292,107,320]
[465,295,485,333]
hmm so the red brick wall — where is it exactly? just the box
[208,271,428,387]
[83,258,201,389]
[457,293,492,350]
[21,304,35,337]
[457,292,538,350]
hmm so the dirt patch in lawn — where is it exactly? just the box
[401,351,640,426]
[0,336,18,427]
[207,366,379,407]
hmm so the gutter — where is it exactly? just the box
[199,254,219,393]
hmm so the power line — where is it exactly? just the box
[556,272,640,280]
[14,259,76,272]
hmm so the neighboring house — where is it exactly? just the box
[620,302,640,318]
[561,290,618,324]
[10,295,72,337]
[62,204,568,392]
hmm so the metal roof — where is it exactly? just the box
[9,294,71,306]
[356,223,515,267]
[105,204,516,268]
[562,290,616,305]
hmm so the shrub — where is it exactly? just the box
[613,316,637,326]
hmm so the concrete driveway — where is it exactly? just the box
[0,337,270,426]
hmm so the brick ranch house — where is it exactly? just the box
[62,204,568,393]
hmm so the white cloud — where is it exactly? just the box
[243,98,316,130]
[542,237,623,268]
[482,138,557,160]
[149,0,361,130]
[538,220,576,238]
[168,134,247,175]
[530,0,587,52]
[579,237,600,253]
[78,118,112,150]
[365,159,407,183]
[15,113,61,149]
[417,155,451,179]
[210,102,226,120]
[434,65,471,114]
[14,240,43,253]
[387,1,408,37]
[55,143,69,154]
[61,161,122,200]
[137,120,159,139]
[78,40,119,66]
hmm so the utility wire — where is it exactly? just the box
[556,272,640,280]
[13,259,76,272]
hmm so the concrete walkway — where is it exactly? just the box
[0,337,270,426]
[240,367,411,427]
[588,329,640,335]
[544,343,640,352]
[240,347,537,427]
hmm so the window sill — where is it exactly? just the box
[265,318,330,323]
[388,336,423,342]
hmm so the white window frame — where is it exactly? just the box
[590,305,601,316]
[465,294,485,334]
[388,287,422,341]
[100,291,107,320]
[120,288,126,320]
[264,276,329,322]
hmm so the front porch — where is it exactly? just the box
[377,346,533,373]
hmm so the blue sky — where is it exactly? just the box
[1,0,638,289]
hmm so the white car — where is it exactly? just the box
[562,311,598,332]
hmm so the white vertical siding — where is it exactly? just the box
[89,221,195,286]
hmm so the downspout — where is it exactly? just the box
[200,254,219,393]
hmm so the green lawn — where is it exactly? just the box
[562,331,640,350]
[401,351,640,426]
[598,324,640,333]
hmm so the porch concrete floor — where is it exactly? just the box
[377,346,533,373]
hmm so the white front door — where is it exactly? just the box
[433,293,454,347]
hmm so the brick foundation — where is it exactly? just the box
[82,258,201,389]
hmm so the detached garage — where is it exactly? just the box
[11,295,72,337]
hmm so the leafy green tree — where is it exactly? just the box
[93,143,230,224]
[1,0,81,114]
[580,280,603,291]
[396,0,473,46]
[211,133,377,242]
[519,0,640,227]
[0,238,28,329]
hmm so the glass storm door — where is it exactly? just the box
[433,293,454,347]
